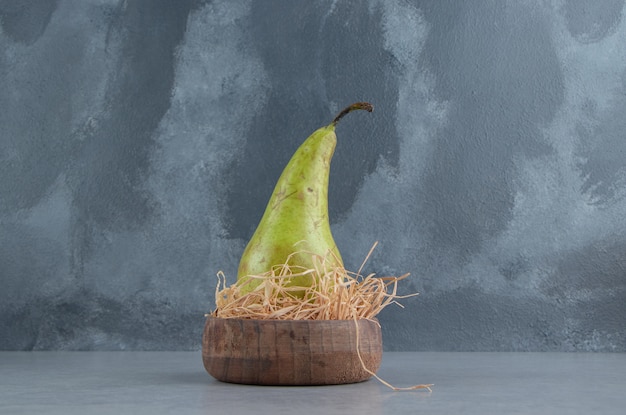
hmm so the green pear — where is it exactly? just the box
[236,102,373,294]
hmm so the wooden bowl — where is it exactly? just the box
[202,317,383,385]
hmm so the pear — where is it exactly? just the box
[236,102,373,294]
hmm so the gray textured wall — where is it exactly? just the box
[1,0,625,351]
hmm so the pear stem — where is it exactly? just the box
[331,102,373,126]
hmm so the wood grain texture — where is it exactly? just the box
[202,317,383,385]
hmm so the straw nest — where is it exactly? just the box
[210,243,417,321]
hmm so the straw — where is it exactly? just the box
[211,245,417,321]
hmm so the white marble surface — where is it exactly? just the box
[1,351,625,414]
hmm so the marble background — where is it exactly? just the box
[1,0,625,351]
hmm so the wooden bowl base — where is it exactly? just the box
[202,317,382,386]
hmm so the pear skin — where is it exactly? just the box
[237,102,373,295]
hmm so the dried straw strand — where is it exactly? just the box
[352,315,434,392]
